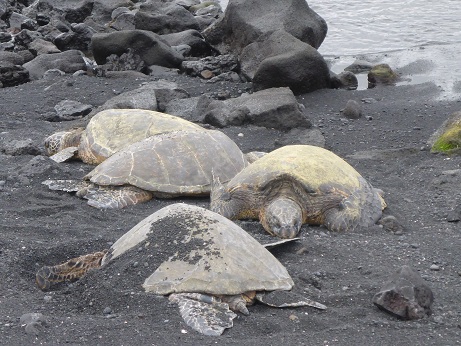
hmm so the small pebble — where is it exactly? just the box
[103,307,112,315]
[238,133,244,137]
[430,264,440,271]
[295,247,308,255]
[289,314,299,322]
[43,295,53,303]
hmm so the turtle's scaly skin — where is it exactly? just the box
[45,109,204,164]
[36,250,108,291]
[211,145,386,238]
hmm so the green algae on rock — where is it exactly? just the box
[428,111,461,154]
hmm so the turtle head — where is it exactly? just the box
[44,128,84,156]
[261,197,302,239]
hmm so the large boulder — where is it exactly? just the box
[92,0,134,23]
[33,0,94,24]
[134,3,199,34]
[0,62,30,87]
[204,87,311,129]
[203,0,327,54]
[23,50,86,80]
[161,29,216,57]
[96,80,189,113]
[242,30,330,94]
[91,30,183,67]
[54,22,96,52]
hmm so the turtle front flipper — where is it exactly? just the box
[255,290,327,310]
[49,146,79,163]
[78,185,153,209]
[169,293,237,336]
[35,250,108,291]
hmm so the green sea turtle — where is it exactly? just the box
[35,203,325,336]
[43,129,248,208]
[210,145,386,239]
[44,109,204,164]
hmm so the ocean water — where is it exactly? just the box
[218,0,461,99]
[218,0,461,55]
[309,0,461,56]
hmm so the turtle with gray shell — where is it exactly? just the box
[44,108,204,164]
[43,129,249,208]
[211,145,386,239]
[35,203,325,336]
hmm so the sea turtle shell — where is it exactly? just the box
[101,203,294,295]
[228,145,363,189]
[85,129,248,196]
[213,144,385,232]
[78,109,203,164]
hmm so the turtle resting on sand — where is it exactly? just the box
[210,145,386,239]
[44,109,203,164]
[43,129,248,208]
[35,203,325,336]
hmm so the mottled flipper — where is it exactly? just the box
[49,146,79,162]
[255,290,327,310]
[36,250,108,291]
[42,179,91,192]
[169,293,237,336]
[42,180,153,208]
[78,185,153,209]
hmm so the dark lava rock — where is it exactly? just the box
[373,265,434,320]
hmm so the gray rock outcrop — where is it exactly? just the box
[23,50,86,80]
[204,87,311,129]
[241,30,330,94]
[203,0,327,53]
[91,30,183,68]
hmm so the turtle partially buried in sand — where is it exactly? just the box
[211,145,386,239]
[35,204,325,336]
[45,108,204,164]
[43,129,249,208]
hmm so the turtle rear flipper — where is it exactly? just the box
[324,177,384,232]
[79,185,153,209]
[35,250,108,291]
[255,290,327,310]
[42,179,91,192]
[49,146,79,163]
[169,293,237,336]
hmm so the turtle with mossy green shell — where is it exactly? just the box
[44,108,204,164]
[43,129,249,208]
[210,145,386,239]
[35,203,326,336]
